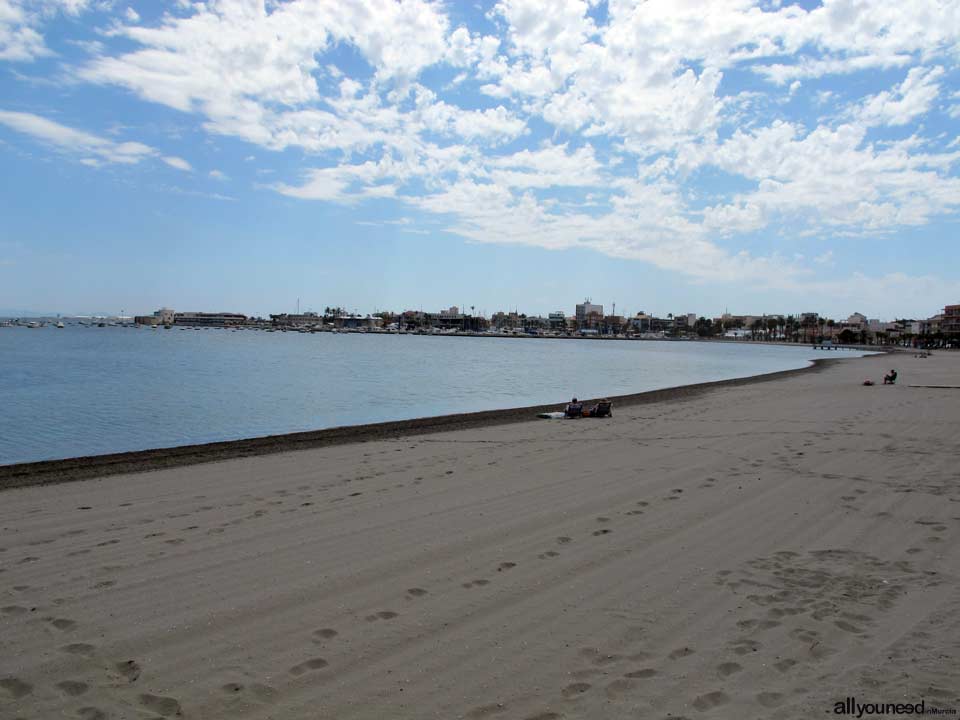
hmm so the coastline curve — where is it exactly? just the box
[0,357,848,490]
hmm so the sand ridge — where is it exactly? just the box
[1,351,958,719]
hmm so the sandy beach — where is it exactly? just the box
[1,351,958,719]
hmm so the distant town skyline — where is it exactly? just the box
[1,1,959,319]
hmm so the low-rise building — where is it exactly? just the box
[548,311,566,331]
[270,312,322,327]
[134,307,176,326]
[943,304,960,337]
[174,312,247,327]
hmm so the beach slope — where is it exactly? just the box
[1,352,958,719]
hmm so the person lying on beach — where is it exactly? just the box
[565,398,584,418]
[585,399,613,418]
[883,369,897,385]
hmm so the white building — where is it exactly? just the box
[155,308,175,325]
[575,299,603,325]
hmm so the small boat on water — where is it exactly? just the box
[55,321,64,328]
[26,321,41,328]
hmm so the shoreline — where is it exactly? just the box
[0,357,843,490]
[3,320,905,353]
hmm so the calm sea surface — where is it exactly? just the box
[0,326,867,465]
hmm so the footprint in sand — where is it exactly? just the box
[49,618,77,631]
[592,529,612,536]
[717,662,742,677]
[0,677,33,699]
[365,611,398,621]
[78,708,107,720]
[591,654,622,666]
[462,579,490,588]
[596,517,611,523]
[139,693,182,717]
[537,551,560,559]
[561,682,591,698]
[556,537,572,544]
[406,588,429,597]
[833,620,864,634]
[61,643,96,656]
[757,691,785,708]
[289,657,328,675]
[730,640,761,655]
[498,562,517,572]
[115,660,141,682]
[624,668,657,679]
[668,647,695,659]
[1,605,28,615]
[692,691,730,711]
[773,659,797,672]
[521,713,561,720]
[313,628,338,640]
[57,680,89,696]
[221,682,244,693]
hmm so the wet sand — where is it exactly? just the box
[1,351,958,719]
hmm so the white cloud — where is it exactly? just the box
[813,250,834,266]
[0,109,157,164]
[3,0,959,299]
[209,169,228,180]
[0,109,197,174]
[0,0,92,61]
[855,66,944,127]
[162,155,191,171]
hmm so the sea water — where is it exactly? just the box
[0,326,867,465]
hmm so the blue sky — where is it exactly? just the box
[1,0,959,320]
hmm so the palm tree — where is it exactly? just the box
[766,316,779,340]
[785,315,797,342]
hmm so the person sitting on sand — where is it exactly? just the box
[883,369,897,385]
[565,397,584,418]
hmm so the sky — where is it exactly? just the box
[1,0,959,320]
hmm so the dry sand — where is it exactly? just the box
[1,351,958,719]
